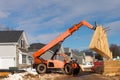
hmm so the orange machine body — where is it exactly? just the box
[32,20,94,74]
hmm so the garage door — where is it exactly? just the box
[0,57,15,69]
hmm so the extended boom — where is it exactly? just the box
[33,20,94,59]
[32,20,95,75]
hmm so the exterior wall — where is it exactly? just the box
[16,47,20,68]
[17,32,30,68]
[27,55,33,66]
[0,44,16,56]
[19,52,22,64]
[15,45,29,69]
[0,57,16,69]
[19,50,32,68]
[0,44,17,69]
[19,52,28,65]
[28,52,34,64]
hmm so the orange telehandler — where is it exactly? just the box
[32,20,95,75]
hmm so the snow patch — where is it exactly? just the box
[2,68,67,80]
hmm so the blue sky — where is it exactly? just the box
[0,0,120,50]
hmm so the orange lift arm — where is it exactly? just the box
[33,20,95,59]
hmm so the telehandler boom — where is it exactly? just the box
[32,20,95,75]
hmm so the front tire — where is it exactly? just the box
[36,63,47,74]
[64,63,73,75]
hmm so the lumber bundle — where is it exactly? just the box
[103,60,120,76]
[89,26,112,59]
[0,72,10,77]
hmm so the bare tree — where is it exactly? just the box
[95,53,103,60]
[110,44,120,58]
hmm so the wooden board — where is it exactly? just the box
[0,72,10,77]
[103,60,120,76]
[89,26,112,59]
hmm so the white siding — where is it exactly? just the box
[0,57,15,69]
[19,50,28,64]
[19,53,22,64]
[0,44,16,56]
[0,44,16,69]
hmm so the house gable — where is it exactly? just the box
[0,30,29,50]
[17,31,29,50]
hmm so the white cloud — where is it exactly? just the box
[0,10,9,18]
[27,32,62,44]
[0,0,120,44]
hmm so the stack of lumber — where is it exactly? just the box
[89,26,112,59]
[103,60,120,76]
[89,26,120,76]
[0,72,10,77]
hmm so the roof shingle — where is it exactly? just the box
[0,30,23,43]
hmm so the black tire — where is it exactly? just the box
[73,63,80,75]
[36,63,47,74]
[64,63,73,75]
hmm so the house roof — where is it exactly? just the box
[28,43,61,53]
[28,43,45,50]
[64,48,71,53]
[0,30,23,43]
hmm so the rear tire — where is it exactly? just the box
[36,63,47,74]
[64,63,73,75]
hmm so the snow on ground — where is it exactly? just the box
[2,68,120,80]
[2,68,67,80]
[2,68,37,80]
[3,73,24,80]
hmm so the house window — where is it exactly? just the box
[22,54,27,63]
[21,40,25,48]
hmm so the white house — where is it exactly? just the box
[0,30,31,69]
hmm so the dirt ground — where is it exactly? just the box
[1,71,120,80]
[27,72,120,80]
